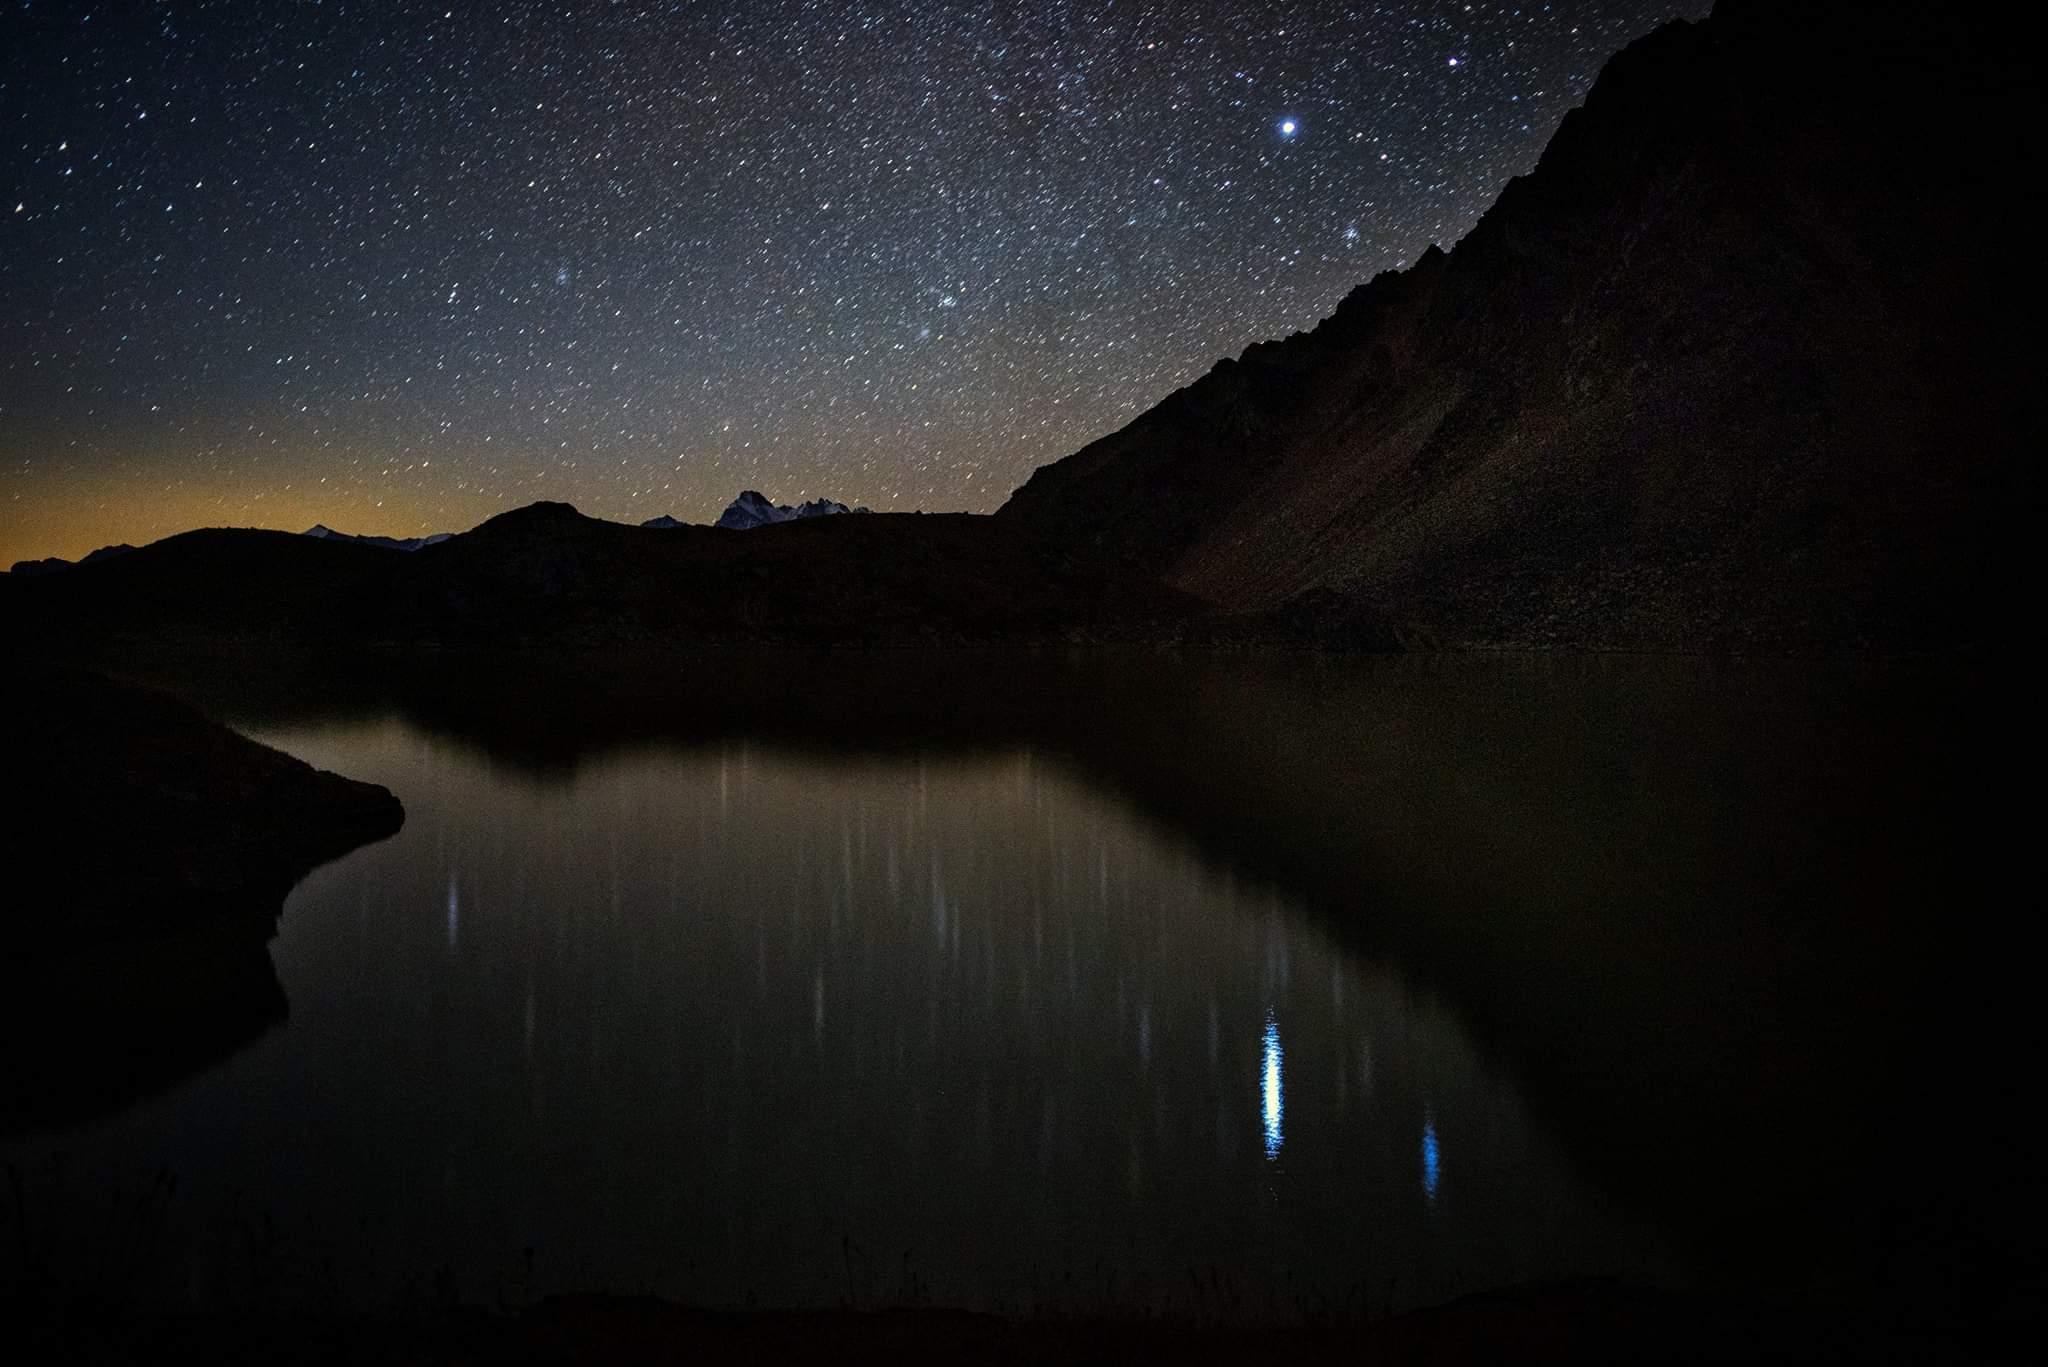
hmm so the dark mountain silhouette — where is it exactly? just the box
[713,489,868,529]
[999,0,2028,651]
[639,513,686,529]
[4,501,1202,649]
[8,542,136,576]
[304,523,452,552]
[3,4,2024,656]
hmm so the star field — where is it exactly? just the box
[1,1,1701,562]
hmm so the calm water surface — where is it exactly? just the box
[6,712,1670,1313]
[5,653,2025,1324]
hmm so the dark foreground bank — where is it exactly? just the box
[0,668,403,1134]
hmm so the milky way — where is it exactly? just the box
[1,1,1701,561]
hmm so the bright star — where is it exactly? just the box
[1278,118,1298,137]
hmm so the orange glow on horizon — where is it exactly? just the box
[3,479,514,567]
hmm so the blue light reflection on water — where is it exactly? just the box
[1262,1013,1283,1160]
[1422,1114,1441,1203]
[23,711,1696,1315]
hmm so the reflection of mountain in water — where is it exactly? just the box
[116,646,2032,1322]
[138,728,1638,1314]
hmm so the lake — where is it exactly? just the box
[1,652,2031,1326]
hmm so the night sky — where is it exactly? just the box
[2,1,1700,563]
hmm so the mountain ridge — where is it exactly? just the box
[304,524,453,552]
[997,0,2028,651]
[4,2,2024,656]
[712,489,869,530]
[2,501,1205,650]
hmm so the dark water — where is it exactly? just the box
[2,652,2036,1325]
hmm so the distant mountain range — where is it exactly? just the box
[302,489,876,543]
[715,490,867,530]
[646,490,869,531]
[3,500,1197,649]
[4,1,2023,654]
[9,543,137,577]
[304,524,453,553]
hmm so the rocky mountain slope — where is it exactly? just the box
[998,0,2030,651]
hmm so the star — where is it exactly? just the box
[0,0,1696,558]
